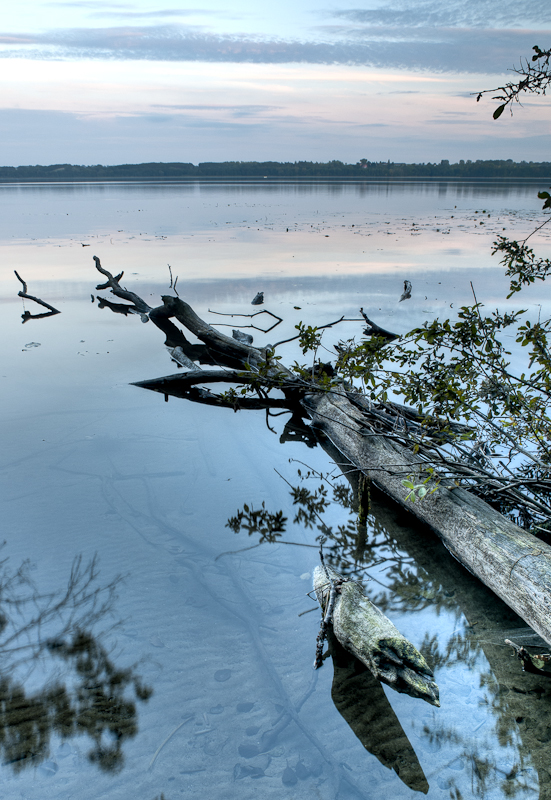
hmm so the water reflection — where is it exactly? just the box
[224,448,550,798]
[328,631,429,794]
[0,553,151,774]
[0,179,543,249]
[83,250,551,798]
[1,180,546,201]
[352,491,547,800]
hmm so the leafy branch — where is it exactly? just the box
[476,45,551,118]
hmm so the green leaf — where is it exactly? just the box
[493,104,506,120]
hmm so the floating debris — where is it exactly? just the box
[399,280,412,302]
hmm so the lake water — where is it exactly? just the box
[1,180,551,800]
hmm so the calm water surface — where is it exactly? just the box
[1,181,551,800]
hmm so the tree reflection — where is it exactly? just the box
[226,462,551,797]
[0,553,151,774]
[150,377,551,797]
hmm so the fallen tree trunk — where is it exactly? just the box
[303,390,551,647]
[91,256,551,648]
[313,565,440,706]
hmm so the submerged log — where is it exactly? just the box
[313,565,440,706]
[304,390,551,648]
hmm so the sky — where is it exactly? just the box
[0,0,550,166]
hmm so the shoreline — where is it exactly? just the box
[0,176,550,185]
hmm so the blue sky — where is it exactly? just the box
[0,0,549,165]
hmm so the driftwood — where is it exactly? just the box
[90,256,551,651]
[313,565,439,706]
[359,308,398,342]
[14,270,60,322]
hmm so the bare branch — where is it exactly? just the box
[93,256,151,320]
[207,307,283,334]
[14,270,60,323]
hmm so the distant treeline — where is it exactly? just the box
[1,159,551,180]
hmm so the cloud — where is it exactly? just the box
[151,103,284,119]
[48,1,132,8]
[152,104,281,112]
[331,0,551,29]
[0,22,546,73]
[89,9,219,19]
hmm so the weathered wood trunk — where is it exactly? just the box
[303,390,551,648]
[313,565,440,706]
[91,258,551,650]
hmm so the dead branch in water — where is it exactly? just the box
[14,270,60,323]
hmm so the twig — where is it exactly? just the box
[93,256,152,319]
[14,270,28,294]
[522,215,551,246]
[166,263,180,296]
[207,308,283,334]
[148,715,194,770]
[313,537,342,669]
[272,316,361,349]
[298,606,319,617]
[215,539,318,562]
[359,308,399,341]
